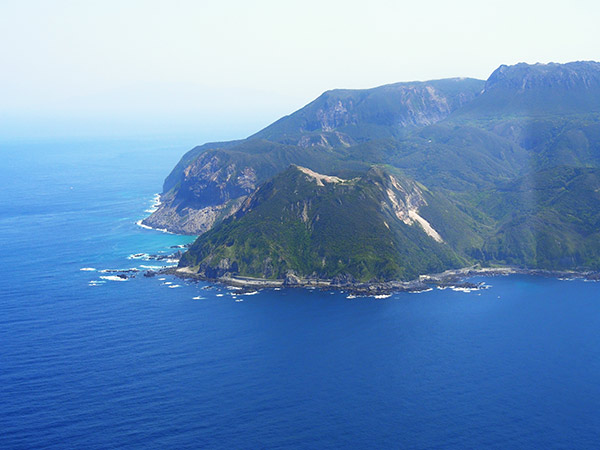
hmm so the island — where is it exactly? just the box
[143,61,600,290]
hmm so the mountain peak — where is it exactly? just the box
[452,60,600,118]
[485,61,600,92]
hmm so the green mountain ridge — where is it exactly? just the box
[179,165,473,281]
[252,78,485,142]
[143,60,600,281]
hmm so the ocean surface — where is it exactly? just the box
[1,139,600,449]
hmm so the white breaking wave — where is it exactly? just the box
[99,276,128,282]
[407,288,433,294]
[168,284,181,288]
[135,219,172,234]
[99,268,139,273]
[128,253,150,260]
[451,287,474,293]
[192,296,204,300]
[80,267,96,271]
[144,193,162,213]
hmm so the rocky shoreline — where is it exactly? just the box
[101,245,600,295]
[164,266,498,294]
[156,264,600,295]
[111,224,600,294]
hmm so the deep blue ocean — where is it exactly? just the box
[2,138,600,449]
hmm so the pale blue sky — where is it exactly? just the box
[1,0,598,139]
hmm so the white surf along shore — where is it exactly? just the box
[136,193,174,234]
[128,193,600,295]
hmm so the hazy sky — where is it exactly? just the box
[1,0,598,140]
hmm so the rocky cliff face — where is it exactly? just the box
[142,194,245,235]
[310,85,455,130]
[375,172,444,243]
[485,61,600,92]
[178,153,258,209]
[253,77,485,141]
[141,151,258,234]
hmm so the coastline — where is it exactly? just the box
[166,266,501,294]
[135,219,174,234]
[138,203,600,295]
[136,193,176,234]
[164,265,600,295]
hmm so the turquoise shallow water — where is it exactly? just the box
[1,139,600,449]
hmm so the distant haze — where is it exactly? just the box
[1,0,598,140]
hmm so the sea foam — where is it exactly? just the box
[128,253,150,260]
[135,220,172,234]
[99,276,128,282]
[144,193,162,213]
